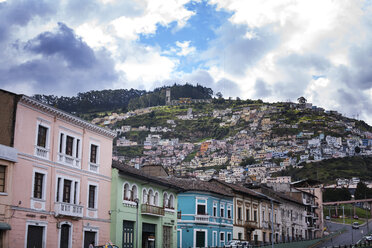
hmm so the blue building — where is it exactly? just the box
[172,179,234,248]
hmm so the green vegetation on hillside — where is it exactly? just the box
[275,156,372,183]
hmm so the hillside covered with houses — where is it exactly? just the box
[88,91,372,185]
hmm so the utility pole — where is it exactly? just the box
[343,206,345,225]
[271,199,274,248]
[135,198,139,248]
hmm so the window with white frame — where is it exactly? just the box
[89,143,100,172]
[58,131,81,167]
[227,204,232,219]
[168,194,174,209]
[33,172,46,199]
[142,189,148,204]
[213,202,217,217]
[0,165,5,193]
[196,199,207,215]
[154,191,159,206]
[220,204,225,218]
[35,121,50,158]
[56,176,80,205]
[163,192,174,209]
[88,184,97,209]
[220,232,225,244]
[163,192,168,207]
[227,232,232,242]
[123,183,131,201]
[148,189,154,205]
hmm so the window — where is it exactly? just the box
[197,204,206,215]
[262,210,265,221]
[246,209,250,221]
[65,136,73,156]
[90,144,98,163]
[142,189,148,204]
[63,179,72,203]
[0,166,5,192]
[220,204,225,218]
[254,210,257,222]
[131,185,137,201]
[33,173,44,199]
[227,206,232,219]
[163,192,168,207]
[213,203,217,217]
[168,194,174,208]
[37,125,48,148]
[238,233,242,240]
[88,185,97,209]
[148,189,154,205]
[220,232,225,243]
[56,177,79,205]
[238,207,242,220]
[58,131,81,167]
[227,233,232,242]
[124,183,130,200]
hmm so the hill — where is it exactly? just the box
[274,156,372,183]
[32,83,213,115]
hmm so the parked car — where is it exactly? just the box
[352,222,360,229]
[239,241,252,248]
[325,216,330,220]
[225,240,240,248]
[366,235,372,241]
[354,215,359,219]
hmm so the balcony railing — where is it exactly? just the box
[54,202,83,218]
[35,146,49,158]
[195,214,210,223]
[89,162,99,172]
[58,153,80,167]
[141,204,164,217]
[245,220,259,229]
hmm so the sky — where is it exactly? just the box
[1,0,372,124]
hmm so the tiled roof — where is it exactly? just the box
[112,161,183,191]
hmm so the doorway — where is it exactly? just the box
[83,231,96,248]
[142,223,155,248]
[195,231,206,248]
[60,224,71,248]
[27,225,44,248]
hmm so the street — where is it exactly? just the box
[315,220,372,247]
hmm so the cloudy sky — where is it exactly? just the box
[1,0,372,124]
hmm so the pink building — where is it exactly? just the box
[1,90,115,248]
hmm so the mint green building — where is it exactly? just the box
[110,162,181,248]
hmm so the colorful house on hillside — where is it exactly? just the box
[174,179,234,248]
[0,90,116,248]
[110,162,182,248]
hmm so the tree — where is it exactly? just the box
[323,188,351,202]
[354,182,372,199]
[240,156,256,166]
[297,96,307,104]
[216,92,223,99]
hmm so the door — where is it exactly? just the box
[84,231,96,248]
[195,231,205,248]
[213,232,217,247]
[177,230,181,248]
[123,221,134,248]
[27,225,43,248]
[60,224,70,248]
[163,226,172,248]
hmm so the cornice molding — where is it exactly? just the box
[20,96,116,139]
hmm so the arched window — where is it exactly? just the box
[131,185,138,201]
[163,192,168,208]
[142,189,147,204]
[154,192,159,206]
[148,189,154,205]
[123,183,130,201]
[168,194,174,209]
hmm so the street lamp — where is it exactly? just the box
[134,198,140,248]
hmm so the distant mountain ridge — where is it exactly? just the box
[32,83,213,114]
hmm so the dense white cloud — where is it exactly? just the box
[1,0,372,124]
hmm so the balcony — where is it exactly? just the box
[305,212,313,217]
[236,219,245,226]
[312,202,319,208]
[54,202,83,218]
[177,211,182,219]
[245,220,259,229]
[141,204,164,217]
[89,162,99,172]
[58,153,80,167]
[35,146,49,159]
[194,214,210,223]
